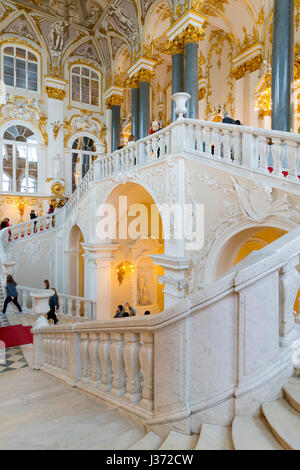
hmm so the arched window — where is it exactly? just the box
[71,65,100,107]
[3,46,38,91]
[71,136,98,193]
[1,125,39,193]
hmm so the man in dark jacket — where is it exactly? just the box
[114,305,125,318]
[222,113,236,124]
[47,289,59,324]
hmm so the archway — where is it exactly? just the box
[68,224,85,297]
[102,182,165,316]
[215,225,299,314]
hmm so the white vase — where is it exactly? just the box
[30,289,54,315]
[171,92,191,120]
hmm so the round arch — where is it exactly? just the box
[101,181,165,315]
[204,217,298,283]
[0,120,44,144]
[67,224,85,297]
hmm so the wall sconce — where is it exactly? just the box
[116,261,135,286]
[13,197,30,223]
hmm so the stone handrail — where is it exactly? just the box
[32,225,300,432]
[2,119,300,259]
[0,212,57,262]
[18,285,96,321]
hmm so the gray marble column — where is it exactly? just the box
[271,0,294,132]
[139,81,150,139]
[131,86,139,140]
[172,53,184,122]
[111,104,120,152]
[184,42,199,119]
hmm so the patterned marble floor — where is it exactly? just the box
[0,313,30,373]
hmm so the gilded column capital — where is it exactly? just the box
[232,54,262,80]
[105,94,123,109]
[169,36,185,55]
[126,76,140,88]
[179,24,206,45]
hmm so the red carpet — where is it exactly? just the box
[0,325,33,348]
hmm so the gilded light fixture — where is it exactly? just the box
[51,181,65,197]
[116,261,135,286]
[13,198,30,223]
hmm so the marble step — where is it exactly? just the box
[129,431,164,450]
[232,416,283,450]
[195,424,234,450]
[91,428,146,450]
[159,431,197,450]
[283,378,300,413]
[262,399,300,450]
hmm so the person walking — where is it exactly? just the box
[47,288,59,325]
[2,275,22,314]
[30,209,37,232]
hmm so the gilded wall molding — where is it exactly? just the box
[232,54,262,80]
[45,86,66,100]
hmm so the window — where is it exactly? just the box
[3,46,38,92]
[71,66,100,107]
[0,125,39,193]
[71,136,98,193]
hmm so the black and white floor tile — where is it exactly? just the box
[0,346,29,373]
[0,313,29,373]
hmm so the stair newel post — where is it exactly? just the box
[110,332,126,397]
[33,329,43,370]
[88,332,101,387]
[99,332,113,392]
[279,255,300,347]
[124,332,142,403]
[139,332,154,410]
[80,332,91,384]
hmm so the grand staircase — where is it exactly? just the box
[0,368,299,450]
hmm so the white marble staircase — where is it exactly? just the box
[0,367,299,450]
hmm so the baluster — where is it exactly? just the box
[80,332,91,383]
[158,134,165,160]
[165,130,171,157]
[43,335,49,366]
[258,136,269,172]
[152,137,159,159]
[211,129,220,158]
[203,126,211,154]
[65,334,70,372]
[286,142,298,179]
[146,140,152,162]
[60,333,67,371]
[67,299,73,316]
[21,290,28,311]
[271,139,283,175]
[83,301,89,318]
[51,336,57,368]
[75,300,81,317]
[124,333,142,403]
[139,332,154,410]
[222,130,231,161]
[232,131,242,165]
[89,333,101,387]
[99,332,112,392]
[110,332,126,396]
[55,334,62,369]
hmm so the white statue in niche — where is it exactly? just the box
[138,274,150,306]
